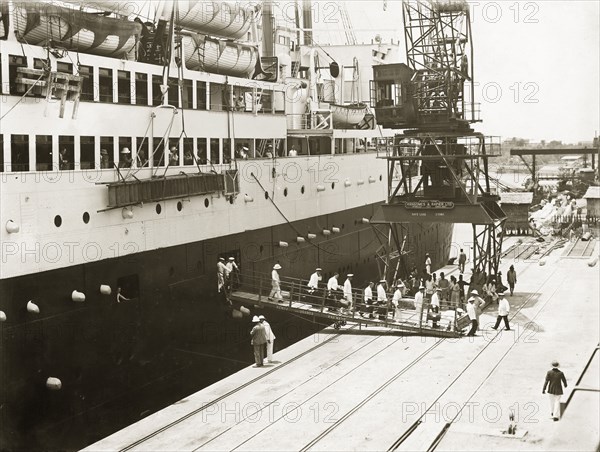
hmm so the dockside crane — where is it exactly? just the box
[369,0,506,283]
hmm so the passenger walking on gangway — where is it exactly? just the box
[327,272,343,311]
[343,274,354,312]
[268,264,283,302]
[363,282,374,318]
[376,280,388,319]
[492,291,511,331]
[391,283,404,319]
[307,268,322,294]
[430,288,441,328]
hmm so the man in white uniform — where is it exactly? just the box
[269,264,282,301]
[466,297,478,336]
[376,280,388,318]
[414,285,425,325]
[492,291,511,330]
[429,287,442,327]
[217,257,228,293]
[327,272,342,311]
[343,274,353,311]
[363,282,374,318]
[307,268,322,294]
[392,283,404,319]
[226,257,239,290]
[259,315,276,363]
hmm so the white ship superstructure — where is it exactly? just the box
[0,1,454,449]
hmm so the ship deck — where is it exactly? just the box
[84,239,599,452]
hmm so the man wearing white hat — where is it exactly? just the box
[216,257,228,293]
[307,268,322,295]
[363,282,374,318]
[543,360,567,421]
[259,315,276,364]
[392,283,404,320]
[250,316,268,367]
[269,264,282,301]
[429,288,442,327]
[492,291,511,331]
[226,257,239,290]
[466,297,478,336]
[119,147,132,168]
[376,280,388,318]
[470,289,484,330]
[414,285,425,325]
[343,274,354,312]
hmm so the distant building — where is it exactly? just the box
[501,191,534,234]
[583,186,600,217]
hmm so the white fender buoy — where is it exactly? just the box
[240,306,250,316]
[231,309,243,319]
[100,285,112,295]
[278,241,289,247]
[331,227,340,233]
[71,290,86,302]
[357,179,365,186]
[5,220,20,234]
[296,236,305,243]
[361,218,370,224]
[588,257,598,267]
[121,208,134,219]
[307,233,317,240]
[46,377,62,390]
[0,311,6,322]
[244,194,254,203]
[322,229,331,236]
[344,180,352,187]
[539,258,546,266]
[316,184,326,192]
[27,301,40,314]
[368,176,376,183]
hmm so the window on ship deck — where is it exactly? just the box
[80,136,95,169]
[196,138,207,164]
[210,138,220,165]
[196,81,207,110]
[36,135,53,171]
[100,136,114,169]
[0,135,4,172]
[152,74,162,106]
[183,137,194,165]
[11,134,29,172]
[168,77,179,107]
[117,70,131,104]
[9,55,27,95]
[182,79,193,109]
[136,136,149,167]
[59,136,75,170]
[98,68,113,103]
[79,65,94,101]
[135,73,148,105]
[209,83,224,111]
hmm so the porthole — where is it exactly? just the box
[331,182,335,190]
[82,212,90,224]
[177,201,183,211]
[54,215,62,227]
[301,185,305,194]
[204,198,210,208]
[156,204,162,214]
[284,188,288,197]
[264,191,269,200]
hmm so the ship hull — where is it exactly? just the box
[0,202,453,450]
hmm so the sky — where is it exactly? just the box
[308,0,600,144]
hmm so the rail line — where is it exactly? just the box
[566,238,596,257]
[387,262,565,451]
[117,325,357,452]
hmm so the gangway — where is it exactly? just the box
[226,272,464,338]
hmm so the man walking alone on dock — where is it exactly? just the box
[250,316,268,367]
[543,361,568,421]
[458,248,467,274]
[507,265,517,295]
[492,291,511,331]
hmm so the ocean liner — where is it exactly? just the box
[0,1,454,448]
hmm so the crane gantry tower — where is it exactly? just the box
[369,0,506,284]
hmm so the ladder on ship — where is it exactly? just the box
[226,272,463,338]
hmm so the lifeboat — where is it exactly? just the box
[165,0,257,40]
[182,34,257,77]
[13,3,141,57]
[330,102,369,128]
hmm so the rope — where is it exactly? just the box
[0,73,45,121]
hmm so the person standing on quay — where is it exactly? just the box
[543,361,567,421]
[259,315,275,364]
[492,291,511,331]
[507,265,517,295]
[458,248,467,274]
[425,253,432,274]
[466,297,478,336]
[269,264,283,302]
[250,316,267,367]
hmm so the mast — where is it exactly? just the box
[302,0,312,45]
[261,0,274,57]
